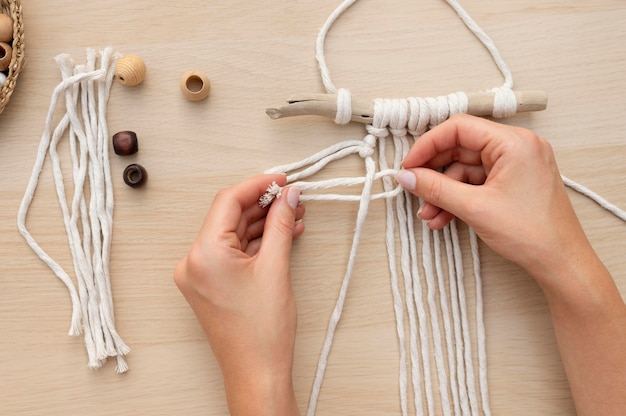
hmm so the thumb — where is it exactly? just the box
[396,168,474,219]
[258,187,300,259]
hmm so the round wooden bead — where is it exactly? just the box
[112,131,139,156]
[115,55,146,87]
[123,164,147,188]
[0,42,12,72]
[180,71,211,101]
[0,14,13,43]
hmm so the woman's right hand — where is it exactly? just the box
[395,113,588,282]
[396,114,626,416]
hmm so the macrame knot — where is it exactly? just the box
[491,86,517,118]
[359,134,377,158]
[366,124,389,139]
[446,91,469,116]
[426,96,452,127]
[407,97,430,136]
[334,88,352,125]
[389,127,408,137]
[406,92,470,134]
[388,98,409,131]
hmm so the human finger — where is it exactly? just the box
[203,174,287,238]
[257,187,301,261]
[443,161,488,185]
[396,167,479,225]
[244,219,305,257]
[242,200,306,255]
[401,114,512,169]
[241,201,306,249]
[240,217,267,253]
[415,162,486,229]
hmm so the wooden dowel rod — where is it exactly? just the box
[266,90,547,124]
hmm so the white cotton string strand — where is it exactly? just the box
[284,145,368,183]
[374,101,409,416]
[442,224,471,415]
[406,198,432,415]
[444,0,519,117]
[394,118,430,416]
[265,140,367,177]
[396,102,440,416]
[422,220,453,416]
[288,169,398,191]
[381,144,409,416]
[66,66,99,360]
[401,129,433,415]
[450,220,480,416]
[297,187,402,203]
[74,52,115,365]
[17,67,106,336]
[397,178,427,416]
[562,175,626,222]
[92,48,131,373]
[315,0,358,94]
[79,54,113,364]
[470,227,492,416]
[444,0,513,89]
[433,229,462,415]
[403,203,437,416]
[306,150,377,416]
[57,57,107,366]
[334,88,353,124]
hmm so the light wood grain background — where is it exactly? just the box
[1,1,625,415]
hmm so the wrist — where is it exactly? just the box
[529,235,622,315]
[223,366,299,416]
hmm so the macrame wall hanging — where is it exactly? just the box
[17,48,130,373]
[260,1,626,415]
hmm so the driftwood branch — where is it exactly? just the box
[266,90,547,124]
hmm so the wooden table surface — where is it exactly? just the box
[1,1,625,414]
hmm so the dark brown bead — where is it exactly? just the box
[123,164,147,188]
[112,131,139,156]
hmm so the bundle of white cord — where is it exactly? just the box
[17,48,130,373]
[261,1,626,415]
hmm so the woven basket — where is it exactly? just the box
[0,0,23,114]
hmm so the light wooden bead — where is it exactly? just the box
[115,55,146,87]
[180,71,211,101]
[0,42,12,72]
[0,14,13,43]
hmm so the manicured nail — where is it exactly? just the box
[395,170,416,190]
[417,203,424,219]
[287,187,301,209]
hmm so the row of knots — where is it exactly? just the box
[341,86,518,159]
[355,91,471,159]
[336,86,518,138]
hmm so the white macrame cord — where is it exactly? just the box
[17,48,129,373]
[261,1,626,415]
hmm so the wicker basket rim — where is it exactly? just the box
[0,0,24,114]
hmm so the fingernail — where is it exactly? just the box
[287,187,301,209]
[395,170,416,190]
[416,203,424,219]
